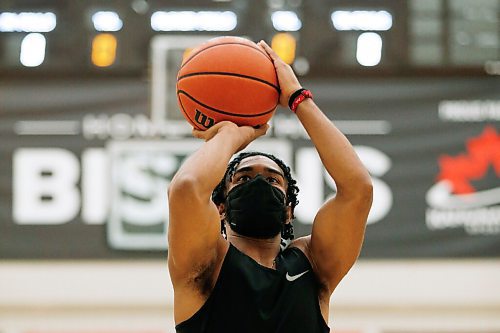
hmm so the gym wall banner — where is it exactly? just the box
[0,77,499,259]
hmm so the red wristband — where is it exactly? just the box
[290,89,313,112]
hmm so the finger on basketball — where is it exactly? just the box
[255,123,270,136]
[258,41,277,60]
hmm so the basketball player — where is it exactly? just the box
[167,41,373,332]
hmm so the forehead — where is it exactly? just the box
[235,155,282,173]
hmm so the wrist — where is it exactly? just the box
[288,88,313,113]
[294,97,314,113]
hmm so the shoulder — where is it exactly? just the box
[288,235,332,315]
[288,236,327,287]
[288,236,313,263]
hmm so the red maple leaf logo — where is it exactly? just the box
[437,126,500,194]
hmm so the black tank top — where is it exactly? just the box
[175,244,330,333]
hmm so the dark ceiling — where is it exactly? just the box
[0,0,499,78]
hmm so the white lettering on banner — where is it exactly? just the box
[108,114,136,140]
[81,113,391,141]
[13,148,80,224]
[117,152,175,226]
[83,114,108,140]
[10,141,393,249]
[355,146,393,224]
[425,183,500,235]
[426,207,500,235]
[295,148,324,223]
[294,146,393,225]
[81,149,108,225]
[106,151,177,250]
[106,139,291,250]
[83,113,193,140]
[438,100,500,122]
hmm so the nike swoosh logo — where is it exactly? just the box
[285,270,309,282]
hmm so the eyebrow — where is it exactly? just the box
[233,166,285,178]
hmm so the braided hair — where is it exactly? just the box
[212,151,300,246]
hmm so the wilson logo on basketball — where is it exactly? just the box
[425,126,500,235]
[194,109,215,128]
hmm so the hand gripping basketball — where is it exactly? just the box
[257,40,302,108]
[192,121,270,152]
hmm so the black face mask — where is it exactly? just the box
[225,175,287,239]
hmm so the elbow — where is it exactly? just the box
[362,179,374,205]
[338,175,373,207]
[356,174,373,201]
[168,175,199,202]
[356,178,373,212]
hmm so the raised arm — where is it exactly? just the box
[167,122,268,282]
[259,41,373,294]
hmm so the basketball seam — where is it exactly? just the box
[180,41,273,71]
[177,90,202,129]
[177,90,277,118]
[177,72,280,92]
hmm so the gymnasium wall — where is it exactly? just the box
[1,76,499,332]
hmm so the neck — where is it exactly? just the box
[227,232,281,269]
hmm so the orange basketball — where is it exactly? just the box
[176,36,279,130]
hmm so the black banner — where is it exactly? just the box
[1,76,499,259]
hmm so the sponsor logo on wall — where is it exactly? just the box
[426,100,500,235]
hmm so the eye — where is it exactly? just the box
[235,175,251,183]
[266,176,279,184]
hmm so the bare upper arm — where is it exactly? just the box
[167,177,227,285]
[298,184,373,294]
